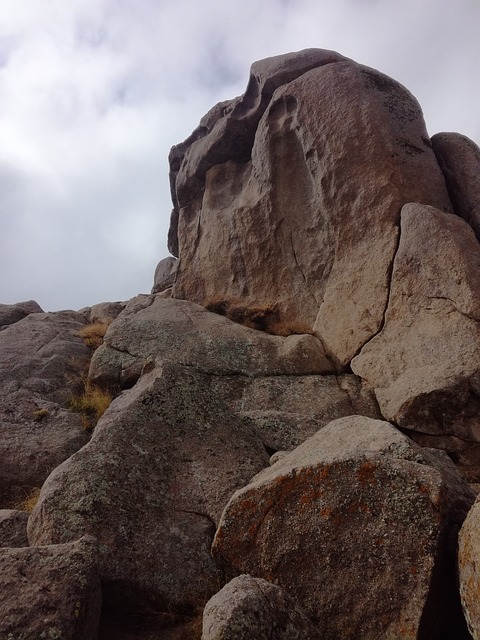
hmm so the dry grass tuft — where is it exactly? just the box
[204,298,313,336]
[69,383,113,431]
[13,487,41,513]
[32,407,49,422]
[76,320,112,349]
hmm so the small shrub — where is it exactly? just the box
[13,487,41,513]
[76,320,111,349]
[204,297,313,336]
[69,383,113,431]
[32,408,49,422]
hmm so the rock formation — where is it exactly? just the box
[1,48,480,639]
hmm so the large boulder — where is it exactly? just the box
[28,363,269,615]
[0,535,101,640]
[212,416,474,639]
[351,203,480,477]
[459,496,480,639]
[0,310,92,506]
[202,574,321,639]
[89,296,333,389]
[0,300,43,329]
[432,132,480,240]
[169,49,452,366]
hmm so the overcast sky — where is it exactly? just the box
[1,0,479,311]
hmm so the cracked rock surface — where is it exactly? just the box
[212,416,475,640]
[169,49,452,367]
[28,362,269,613]
[351,203,480,477]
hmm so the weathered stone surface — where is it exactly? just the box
[0,299,43,329]
[459,497,480,639]
[0,535,101,640]
[0,311,92,506]
[432,132,480,240]
[89,296,333,389]
[202,574,321,639]
[170,50,452,366]
[351,204,480,458]
[213,416,474,639]
[152,256,178,294]
[169,49,349,234]
[208,373,381,451]
[28,363,269,614]
[80,300,126,324]
[0,509,29,547]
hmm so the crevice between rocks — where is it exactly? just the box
[349,221,403,364]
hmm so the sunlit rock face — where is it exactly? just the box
[168,48,452,368]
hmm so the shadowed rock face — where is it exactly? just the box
[169,49,452,367]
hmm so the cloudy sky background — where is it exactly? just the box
[1,0,479,311]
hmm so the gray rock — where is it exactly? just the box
[0,510,29,547]
[28,363,269,615]
[0,535,102,640]
[208,373,381,451]
[89,296,333,389]
[82,300,126,323]
[202,574,321,639]
[0,300,43,329]
[0,311,92,506]
[213,416,474,639]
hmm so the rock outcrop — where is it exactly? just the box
[28,363,269,613]
[1,48,479,639]
[0,309,93,506]
[213,416,474,639]
[169,51,452,367]
[351,203,480,478]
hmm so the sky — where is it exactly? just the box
[0,0,479,311]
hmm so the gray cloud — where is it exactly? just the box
[0,0,479,310]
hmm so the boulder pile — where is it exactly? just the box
[1,49,480,639]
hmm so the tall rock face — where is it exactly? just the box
[169,49,452,366]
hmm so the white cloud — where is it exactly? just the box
[0,0,479,310]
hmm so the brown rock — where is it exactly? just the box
[432,132,480,240]
[170,51,452,366]
[212,416,474,639]
[0,510,29,547]
[0,311,92,506]
[202,574,321,639]
[151,256,178,293]
[28,363,269,615]
[351,203,480,458]
[459,496,480,639]
[0,535,101,640]
[89,296,333,389]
